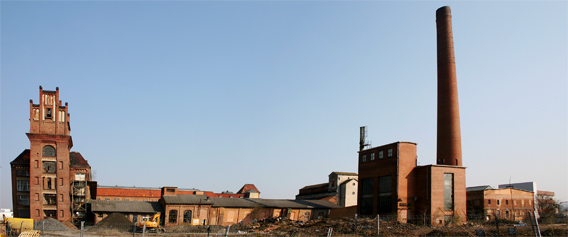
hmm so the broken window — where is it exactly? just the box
[44,210,56,218]
[169,210,177,223]
[43,161,56,174]
[183,210,192,223]
[44,194,57,205]
[46,108,52,119]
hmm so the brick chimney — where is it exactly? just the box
[436,6,462,166]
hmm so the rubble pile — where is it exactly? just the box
[34,218,69,231]
[86,213,133,233]
[164,224,228,234]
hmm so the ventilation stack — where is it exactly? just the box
[436,6,462,166]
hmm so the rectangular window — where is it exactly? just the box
[60,194,64,202]
[488,200,491,204]
[46,108,52,119]
[59,161,63,170]
[17,180,30,191]
[75,173,86,181]
[444,173,454,210]
[16,170,30,177]
[362,155,367,163]
[360,178,374,215]
[378,175,392,213]
[59,178,63,186]
[43,161,56,173]
[378,151,383,159]
[17,195,30,206]
[387,149,393,157]
[370,153,375,161]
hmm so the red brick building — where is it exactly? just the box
[357,6,467,226]
[95,184,259,202]
[357,142,466,225]
[467,186,534,221]
[10,87,93,222]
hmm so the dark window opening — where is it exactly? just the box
[44,194,56,205]
[17,195,30,206]
[42,146,56,157]
[43,161,56,173]
[44,210,56,218]
[46,108,52,119]
[169,210,177,223]
[378,175,392,213]
[183,210,192,223]
[16,170,30,177]
[360,178,374,215]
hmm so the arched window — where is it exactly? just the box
[43,146,56,157]
[183,210,192,223]
[169,210,177,223]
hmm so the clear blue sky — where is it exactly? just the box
[1,1,566,209]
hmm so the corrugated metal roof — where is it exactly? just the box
[162,195,213,205]
[466,185,493,192]
[89,200,162,213]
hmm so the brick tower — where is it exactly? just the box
[436,6,462,166]
[26,86,73,221]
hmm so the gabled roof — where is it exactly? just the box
[237,184,260,194]
[89,200,162,213]
[70,152,90,168]
[11,149,30,165]
[466,185,493,192]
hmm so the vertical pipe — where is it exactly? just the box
[436,6,462,166]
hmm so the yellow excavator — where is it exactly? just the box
[137,213,163,233]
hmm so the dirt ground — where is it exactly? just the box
[4,217,567,236]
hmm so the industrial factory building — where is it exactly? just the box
[357,6,467,226]
[10,87,95,223]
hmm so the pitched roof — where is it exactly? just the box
[466,185,494,192]
[89,200,162,213]
[70,152,90,168]
[237,184,260,194]
[11,149,30,165]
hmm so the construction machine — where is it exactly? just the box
[137,213,163,233]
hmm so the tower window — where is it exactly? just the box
[387,149,393,157]
[370,153,375,161]
[42,146,56,157]
[362,155,367,163]
[378,151,383,159]
[46,108,52,119]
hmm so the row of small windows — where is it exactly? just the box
[169,210,193,224]
[361,149,393,162]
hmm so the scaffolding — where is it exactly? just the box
[71,178,87,225]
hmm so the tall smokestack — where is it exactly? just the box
[436,6,462,166]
